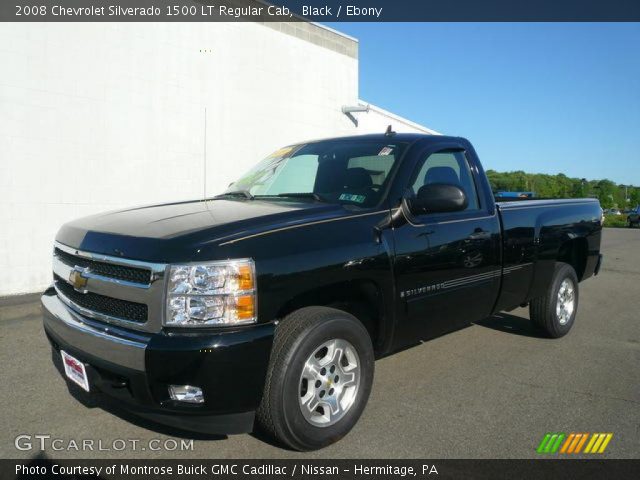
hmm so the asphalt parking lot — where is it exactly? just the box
[1,228,638,460]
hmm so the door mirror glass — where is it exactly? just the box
[410,183,468,214]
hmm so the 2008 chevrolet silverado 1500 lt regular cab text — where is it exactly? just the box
[42,134,603,450]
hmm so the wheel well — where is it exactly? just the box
[557,238,588,281]
[276,281,385,352]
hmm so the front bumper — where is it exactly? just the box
[594,253,604,276]
[41,288,275,434]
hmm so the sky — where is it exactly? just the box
[332,23,640,185]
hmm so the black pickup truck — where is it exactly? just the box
[42,133,603,450]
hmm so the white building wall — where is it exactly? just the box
[0,22,434,296]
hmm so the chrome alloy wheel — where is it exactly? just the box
[298,339,361,427]
[556,278,576,325]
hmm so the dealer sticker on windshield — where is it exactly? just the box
[266,146,294,158]
[339,193,366,203]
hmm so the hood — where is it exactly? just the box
[56,198,342,263]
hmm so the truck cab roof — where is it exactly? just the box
[298,132,461,146]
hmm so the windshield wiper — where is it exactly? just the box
[213,190,254,200]
[257,192,326,202]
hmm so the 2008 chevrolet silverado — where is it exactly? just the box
[42,133,603,450]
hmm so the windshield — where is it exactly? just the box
[224,139,408,207]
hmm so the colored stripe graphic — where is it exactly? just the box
[564,433,589,453]
[550,434,565,453]
[574,433,589,453]
[536,434,553,453]
[536,433,565,453]
[584,433,613,453]
[538,433,613,454]
[560,433,575,453]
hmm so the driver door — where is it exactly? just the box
[392,148,501,346]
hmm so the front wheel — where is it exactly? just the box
[256,307,374,451]
[529,262,579,338]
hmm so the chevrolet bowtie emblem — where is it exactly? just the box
[69,268,89,293]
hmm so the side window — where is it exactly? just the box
[411,151,480,211]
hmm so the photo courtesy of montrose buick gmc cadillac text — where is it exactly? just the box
[42,133,603,450]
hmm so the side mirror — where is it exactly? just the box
[410,183,468,214]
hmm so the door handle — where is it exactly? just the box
[469,229,490,240]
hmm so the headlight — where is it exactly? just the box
[165,259,256,327]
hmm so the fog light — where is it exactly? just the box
[168,385,204,404]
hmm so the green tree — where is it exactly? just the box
[596,180,616,209]
[484,170,637,207]
[628,187,640,208]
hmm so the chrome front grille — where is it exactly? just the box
[52,242,167,332]
[53,274,148,322]
[54,247,152,285]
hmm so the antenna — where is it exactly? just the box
[385,124,396,136]
[203,107,207,199]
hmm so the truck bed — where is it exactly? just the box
[494,198,602,312]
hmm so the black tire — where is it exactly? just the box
[627,218,633,228]
[529,262,579,338]
[256,306,374,451]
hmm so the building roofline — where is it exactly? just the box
[258,21,358,58]
[359,100,442,135]
[309,22,359,43]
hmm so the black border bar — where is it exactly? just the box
[6,459,640,480]
[2,0,640,22]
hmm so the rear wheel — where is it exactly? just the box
[257,307,374,451]
[529,262,579,338]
